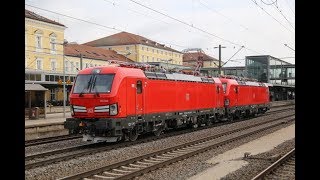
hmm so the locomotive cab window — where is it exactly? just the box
[217,86,220,93]
[137,80,142,94]
[235,86,239,94]
[73,74,114,94]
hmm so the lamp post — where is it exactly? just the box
[55,40,68,117]
[214,45,226,75]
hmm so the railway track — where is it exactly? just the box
[24,104,294,148]
[251,148,295,180]
[25,134,82,147]
[25,108,294,170]
[57,115,295,180]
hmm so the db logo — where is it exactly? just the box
[87,108,93,113]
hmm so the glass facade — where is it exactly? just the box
[246,56,295,86]
[246,57,268,82]
[200,67,245,77]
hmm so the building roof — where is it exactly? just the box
[25,9,65,27]
[83,31,182,53]
[64,43,134,62]
[246,55,293,65]
[25,84,48,91]
[183,52,220,63]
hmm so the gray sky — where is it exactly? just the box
[25,0,295,66]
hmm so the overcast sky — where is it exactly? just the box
[25,0,295,66]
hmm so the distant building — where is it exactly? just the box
[83,31,183,65]
[25,9,66,107]
[64,43,133,71]
[182,48,221,69]
[245,55,295,86]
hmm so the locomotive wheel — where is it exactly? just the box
[153,126,164,137]
[128,128,138,141]
[206,120,212,126]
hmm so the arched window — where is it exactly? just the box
[49,33,57,52]
[34,30,43,50]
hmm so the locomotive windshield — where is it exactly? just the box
[73,74,115,94]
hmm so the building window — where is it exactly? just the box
[34,30,43,51]
[161,51,163,54]
[142,47,144,50]
[71,62,75,72]
[152,57,154,61]
[126,46,130,50]
[65,61,69,72]
[108,47,112,50]
[152,49,154,53]
[157,50,159,54]
[36,58,42,70]
[147,48,149,51]
[142,55,144,62]
[50,38,56,52]
[165,52,167,55]
[51,59,56,71]
[36,35,42,49]
[85,63,89,68]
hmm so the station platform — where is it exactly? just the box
[25,107,71,140]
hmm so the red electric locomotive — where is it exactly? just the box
[64,65,225,142]
[219,75,270,120]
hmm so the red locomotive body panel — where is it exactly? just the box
[70,66,224,118]
[65,66,269,142]
[143,79,223,114]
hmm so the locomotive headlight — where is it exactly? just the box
[224,99,230,106]
[109,103,118,115]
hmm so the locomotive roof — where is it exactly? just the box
[77,66,219,84]
[144,71,216,83]
[220,78,267,87]
[77,66,146,77]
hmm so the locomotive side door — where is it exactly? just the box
[135,80,144,116]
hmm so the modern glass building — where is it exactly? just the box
[200,66,245,77]
[246,55,295,86]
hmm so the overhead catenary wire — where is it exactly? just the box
[26,3,189,54]
[127,0,264,55]
[25,4,122,32]
[269,0,295,30]
[284,0,295,16]
[26,2,291,62]
[197,0,249,30]
[102,0,171,25]
[250,0,294,34]
[261,0,277,5]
